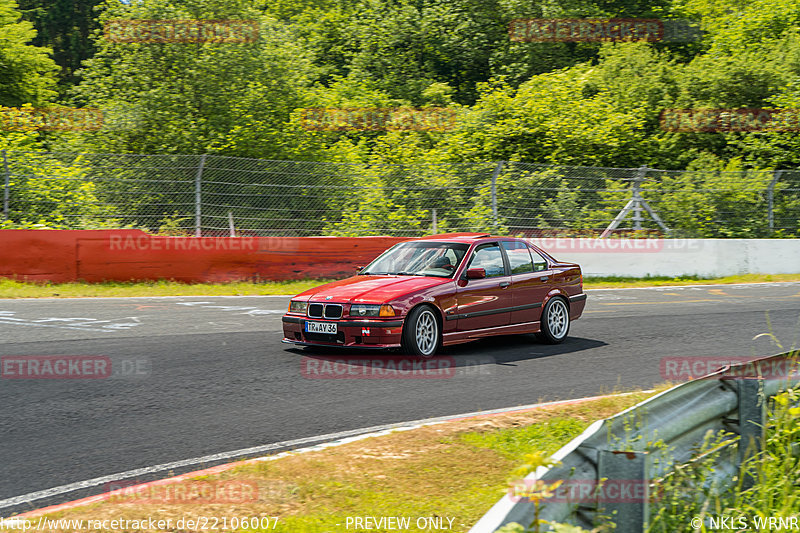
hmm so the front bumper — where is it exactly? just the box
[282,315,404,349]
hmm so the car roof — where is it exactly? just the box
[405,233,558,264]
[415,232,519,244]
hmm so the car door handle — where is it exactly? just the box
[499,281,511,288]
[540,276,549,282]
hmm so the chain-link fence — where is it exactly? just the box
[1,150,799,238]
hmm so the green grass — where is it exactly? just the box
[0,278,331,298]
[1,273,799,298]
[459,418,589,461]
[583,273,800,288]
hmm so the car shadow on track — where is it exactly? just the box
[440,335,608,364]
[285,335,607,373]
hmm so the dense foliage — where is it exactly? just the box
[2,0,800,234]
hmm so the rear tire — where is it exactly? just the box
[536,297,570,344]
[403,306,440,359]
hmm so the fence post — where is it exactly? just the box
[597,450,650,533]
[228,211,236,237]
[194,154,207,237]
[491,161,503,228]
[2,150,9,221]
[631,168,645,231]
[767,170,783,234]
[737,378,766,489]
[432,208,438,233]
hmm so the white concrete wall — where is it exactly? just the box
[528,239,800,278]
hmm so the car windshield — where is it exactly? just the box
[360,241,469,278]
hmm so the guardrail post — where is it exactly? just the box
[2,150,9,221]
[597,450,650,533]
[194,154,207,237]
[737,378,766,489]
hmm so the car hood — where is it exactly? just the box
[294,275,449,303]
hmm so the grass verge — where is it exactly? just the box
[0,278,331,298]
[582,273,800,289]
[1,273,799,299]
[8,388,664,533]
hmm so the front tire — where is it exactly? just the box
[403,306,440,358]
[536,297,570,344]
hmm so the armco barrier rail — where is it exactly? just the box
[0,229,406,283]
[470,351,800,532]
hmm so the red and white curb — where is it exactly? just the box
[4,391,650,520]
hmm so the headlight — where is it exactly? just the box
[289,301,308,314]
[350,304,396,317]
[350,304,381,317]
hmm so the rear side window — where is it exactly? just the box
[501,241,533,274]
[530,248,548,271]
[468,243,506,278]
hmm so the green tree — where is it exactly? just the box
[0,0,57,106]
[276,0,677,107]
[440,68,649,166]
[0,126,117,229]
[66,0,317,159]
[647,0,800,169]
[16,0,104,91]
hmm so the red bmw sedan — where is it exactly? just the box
[282,233,586,358]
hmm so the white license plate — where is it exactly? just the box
[305,321,337,334]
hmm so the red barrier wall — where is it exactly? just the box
[0,230,409,283]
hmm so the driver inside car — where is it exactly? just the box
[430,256,453,270]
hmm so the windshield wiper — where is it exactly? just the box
[396,271,426,276]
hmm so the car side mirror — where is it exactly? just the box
[466,267,486,279]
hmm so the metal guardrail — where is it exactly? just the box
[469,351,800,532]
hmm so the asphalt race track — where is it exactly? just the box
[1,283,799,515]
